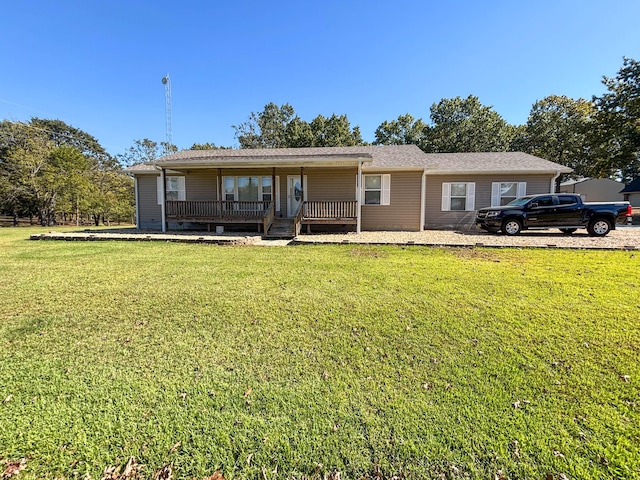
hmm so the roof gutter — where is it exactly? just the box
[424,169,573,176]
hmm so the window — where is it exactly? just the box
[532,196,554,207]
[362,174,391,205]
[224,177,235,201]
[558,195,577,205]
[157,176,185,204]
[441,182,475,211]
[223,176,277,205]
[491,182,527,206]
[261,177,272,202]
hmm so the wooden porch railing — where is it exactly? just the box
[303,201,357,219]
[262,202,275,233]
[166,201,272,219]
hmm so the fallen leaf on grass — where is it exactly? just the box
[244,388,252,397]
[493,470,508,480]
[178,393,187,400]
[510,440,520,459]
[168,442,181,455]
[2,458,27,478]
[101,457,142,480]
[620,375,630,382]
[322,371,329,380]
[3,395,13,404]
[553,450,565,458]
[202,472,226,480]
[152,464,172,480]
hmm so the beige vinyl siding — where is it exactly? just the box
[273,167,357,216]
[185,171,217,200]
[361,171,422,231]
[424,174,554,228]
[138,175,162,226]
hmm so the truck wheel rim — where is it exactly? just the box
[594,221,609,234]
[505,221,519,234]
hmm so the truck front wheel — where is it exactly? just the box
[502,218,522,236]
[587,218,612,237]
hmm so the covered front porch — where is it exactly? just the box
[154,160,366,237]
[165,199,358,237]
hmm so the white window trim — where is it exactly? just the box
[222,176,280,210]
[157,176,185,204]
[441,182,475,211]
[491,182,526,207]
[361,174,391,206]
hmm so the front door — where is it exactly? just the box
[287,176,304,217]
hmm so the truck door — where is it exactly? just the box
[555,195,583,225]
[525,195,557,226]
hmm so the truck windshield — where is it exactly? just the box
[506,196,534,206]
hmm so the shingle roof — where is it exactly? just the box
[369,151,572,174]
[125,145,571,174]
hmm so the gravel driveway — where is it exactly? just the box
[294,226,640,249]
[34,226,640,249]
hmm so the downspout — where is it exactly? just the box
[134,176,140,229]
[356,161,362,234]
[420,171,426,231]
[160,168,167,233]
[551,170,561,193]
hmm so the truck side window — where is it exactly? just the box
[536,196,554,207]
[558,195,577,205]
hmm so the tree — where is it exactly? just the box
[517,95,596,178]
[426,95,514,152]
[117,138,177,166]
[374,113,428,150]
[233,103,296,148]
[309,114,364,147]
[0,119,134,226]
[592,57,640,181]
[233,103,365,148]
[283,116,314,147]
[117,138,161,166]
[189,142,231,150]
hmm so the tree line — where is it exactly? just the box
[229,57,640,182]
[0,119,134,226]
[1,57,637,226]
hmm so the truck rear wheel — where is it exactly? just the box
[502,218,522,236]
[587,218,612,237]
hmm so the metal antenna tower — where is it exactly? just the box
[161,74,172,154]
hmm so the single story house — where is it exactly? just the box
[127,145,571,237]
[559,177,625,202]
[620,178,640,207]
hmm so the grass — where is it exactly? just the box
[0,227,638,479]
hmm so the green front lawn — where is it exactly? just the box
[0,227,638,479]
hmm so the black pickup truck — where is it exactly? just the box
[476,193,632,236]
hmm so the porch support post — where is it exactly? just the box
[217,168,222,215]
[272,167,276,213]
[134,176,140,229]
[356,161,362,234]
[419,171,426,231]
[160,168,167,233]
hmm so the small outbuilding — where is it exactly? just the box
[559,177,625,202]
[620,178,640,207]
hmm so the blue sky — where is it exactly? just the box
[2,0,639,157]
